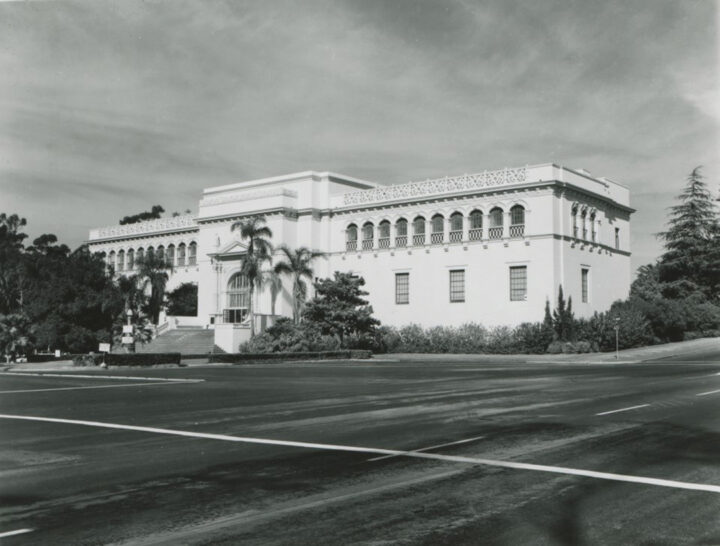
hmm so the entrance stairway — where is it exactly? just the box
[136,327,224,355]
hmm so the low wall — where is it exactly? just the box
[214,323,252,353]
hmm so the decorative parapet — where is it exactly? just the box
[89,215,198,241]
[342,167,528,207]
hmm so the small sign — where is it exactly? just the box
[98,343,111,352]
[121,336,134,345]
[55,349,61,358]
[122,325,134,334]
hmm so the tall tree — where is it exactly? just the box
[552,285,575,341]
[0,213,28,314]
[231,216,273,337]
[135,253,174,325]
[273,245,326,323]
[302,272,380,345]
[658,167,720,299]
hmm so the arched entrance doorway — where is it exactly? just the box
[224,273,250,323]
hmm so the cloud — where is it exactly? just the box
[0,0,716,268]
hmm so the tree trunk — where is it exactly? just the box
[249,284,255,338]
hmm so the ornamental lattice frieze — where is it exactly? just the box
[342,167,528,207]
[89,215,198,240]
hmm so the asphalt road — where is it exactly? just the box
[1,349,720,545]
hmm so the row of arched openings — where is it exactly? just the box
[105,242,197,272]
[345,206,525,251]
[571,204,597,242]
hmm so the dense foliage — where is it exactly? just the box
[166,283,198,316]
[0,212,177,358]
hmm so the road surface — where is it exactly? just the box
[1,349,719,544]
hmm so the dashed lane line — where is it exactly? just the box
[0,528,34,539]
[367,435,486,462]
[0,372,203,383]
[595,404,650,416]
[2,414,720,494]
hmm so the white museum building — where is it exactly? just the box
[87,164,634,352]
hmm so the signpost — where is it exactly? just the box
[98,342,111,367]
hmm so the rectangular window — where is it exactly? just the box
[449,270,465,302]
[581,268,589,303]
[615,227,620,249]
[509,266,527,301]
[395,273,409,304]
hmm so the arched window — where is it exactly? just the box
[431,214,444,244]
[166,244,175,266]
[177,243,186,266]
[469,210,483,241]
[488,208,504,239]
[346,224,358,251]
[224,273,249,324]
[127,249,134,270]
[117,250,125,271]
[572,204,579,238]
[509,205,525,237]
[395,218,408,247]
[146,246,155,260]
[449,212,463,242]
[108,251,116,271]
[378,220,391,248]
[590,212,597,242]
[413,216,426,246]
[362,222,374,250]
[157,245,165,263]
[581,209,588,240]
[188,242,197,265]
[136,248,144,264]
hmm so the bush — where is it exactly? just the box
[239,318,342,353]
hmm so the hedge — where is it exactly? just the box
[27,353,88,363]
[209,350,372,364]
[72,352,181,366]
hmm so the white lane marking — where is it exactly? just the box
[0,381,203,394]
[696,388,720,397]
[0,372,200,383]
[0,528,34,538]
[595,404,650,416]
[368,435,486,462]
[2,414,720,494]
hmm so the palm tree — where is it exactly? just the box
[231,216,273,337]
[273,245,326,324]
[135,253,173,325]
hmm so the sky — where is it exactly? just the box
[1,0,718,271]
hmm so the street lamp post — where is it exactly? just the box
[614,317,620,360]
[123,308,135,353]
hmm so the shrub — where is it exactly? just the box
[239,318,342,353]
[514,322,554,354]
